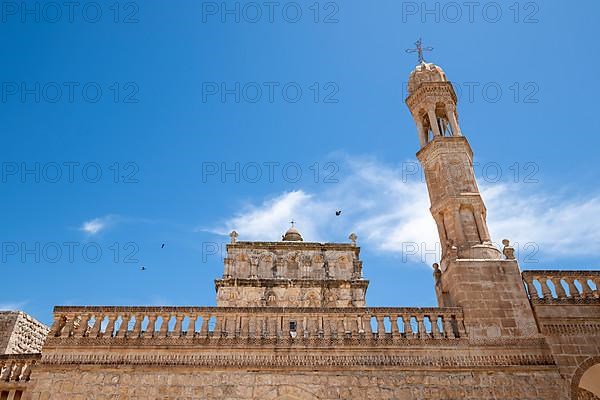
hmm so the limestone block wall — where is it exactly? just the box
[531,302,600,398]
[438,259,539,338]
[26,366,568,400]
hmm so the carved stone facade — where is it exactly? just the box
[216,232,367,308]
[1,60,599,399]
[0,312,48,355]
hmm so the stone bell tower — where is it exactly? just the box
[406,62,499,262]
[405,57,539,338]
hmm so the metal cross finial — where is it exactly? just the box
[405,38,434,63]
[290,219,296,227]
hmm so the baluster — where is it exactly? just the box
[362,316,372,336]
[416,315,427,339]
[551,278,567,299]
[173,314,184,338]
[214,314,224,336]
[538,276,552,299]
[159,314,171,337]
[132,314,143,338]
[10,362,23,381]
[341,316,349,335]
[104,314,117,337]
[1,361,14,381]
[62,314,77,337]
[591,276,600,298]
[443,314,455,338]
[356,316,364,334]
[49,314,66,337]
[539,277,552,299]
[222,315,230,337]
[317,316,324,338]
[580,278,594,298]
[390,315,399,337]
[146,314,157,337]
[199,315,210,336]
[403,314,413,338]
[456,315,467,337]
[91,314,103,338]
[187,314,198,338]
[375,316,384,337]
[522,276,537,299]
[117,314,131,337]
[76,314,91,337]
[564,277,579,298]
[430,315,441,338]
[21,361,34,381]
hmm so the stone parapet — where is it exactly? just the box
[522,270,600,304]
[0,353,40,399]
[48,306,467,342]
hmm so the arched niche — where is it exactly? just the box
[572,357,600,399]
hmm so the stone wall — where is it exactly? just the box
[27,366,568,400]
[531,302,600,398]
[438,259,539,339]
[0,312,49,355]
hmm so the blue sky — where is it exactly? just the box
[1,1,599,324]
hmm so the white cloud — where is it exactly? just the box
[210,156,600,265]
[79,215,116,235]
[0,301,27,311]
[210,190,332,242]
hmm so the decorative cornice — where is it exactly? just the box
[522,270,600,277]
[227,242,360,253]
[0,353,41,361]
[214,278,370,289]
[541,323,600,336]
[39,352,555,370]
[405,81,457,109]
[530,298,600,305]
[45,336,470,349]
[52,306,463,314]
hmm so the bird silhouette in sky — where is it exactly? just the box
[161,243,165,249]
[140,266,147,271]
[335,210,342,216]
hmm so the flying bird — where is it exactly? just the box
[161,243,165,249]
[140,266,147,271]
[335,210,342,216]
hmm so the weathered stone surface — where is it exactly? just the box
[0,311,49,355]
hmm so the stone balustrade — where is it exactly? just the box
[0,354,40,388]
[48,306,466,341]
[522,270,600,302]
